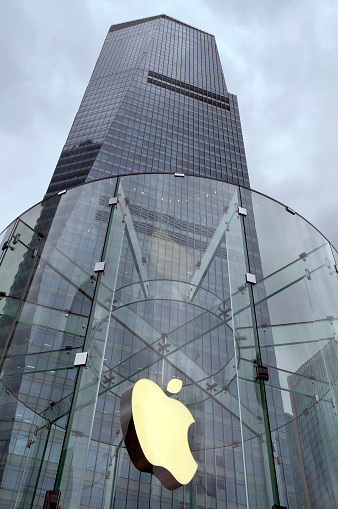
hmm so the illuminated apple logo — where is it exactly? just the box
[120,378,197,490]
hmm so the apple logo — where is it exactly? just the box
[120,378,198,490]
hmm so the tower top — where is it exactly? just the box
[109,14,213,36]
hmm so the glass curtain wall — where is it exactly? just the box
[0,174,337,509]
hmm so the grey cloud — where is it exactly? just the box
[200,0,338,247]
[0,0,337,252]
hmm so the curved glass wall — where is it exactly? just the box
[0,174,337,509]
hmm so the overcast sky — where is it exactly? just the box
[1,0,337,248]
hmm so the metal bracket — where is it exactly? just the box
[2,241,14,251]
[13,233,21,245]
[206,382,218,391]
[254,363,269,382]
[157,341,171,353]
[238,207,247,216]
[26,439,36,449]
[305,268,311,280]
[245,272,257,284]
[94,261,106,273]
[74,352,88,367]
[109,197,118,206]
[43,490,61,509]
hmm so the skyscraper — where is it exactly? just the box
[0,14,337,509]
[45,15,249,198]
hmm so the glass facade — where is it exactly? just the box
[0,174,337,509]
[46,15,248,198]
[0,15,337,509]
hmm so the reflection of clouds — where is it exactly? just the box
[149,230,192,282]
[267,280,314,325]
[250,193,326,279]
[266,280,331,414]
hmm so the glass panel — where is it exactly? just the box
[278,392,338,508]
[0,219,40,300]
[244,189,327,280]
[0,220,17,259]
[3,347,79,378]
[1,175,337,509]
[245,186,338,508]
[56,184,124,508]
[0,381,51,509]
[11,420,52,509]
[225,192,275,507]
[19,203,44,231]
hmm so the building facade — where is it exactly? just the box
[287,340,338,508]
[0,15,337,509]
[45,14,248,198]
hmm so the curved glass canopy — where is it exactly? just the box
[0,174,337,509]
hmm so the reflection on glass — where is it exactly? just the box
[0,175,337,509]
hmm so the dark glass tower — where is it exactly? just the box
[46,15,249,197]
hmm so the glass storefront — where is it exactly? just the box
[0,174,337,509]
